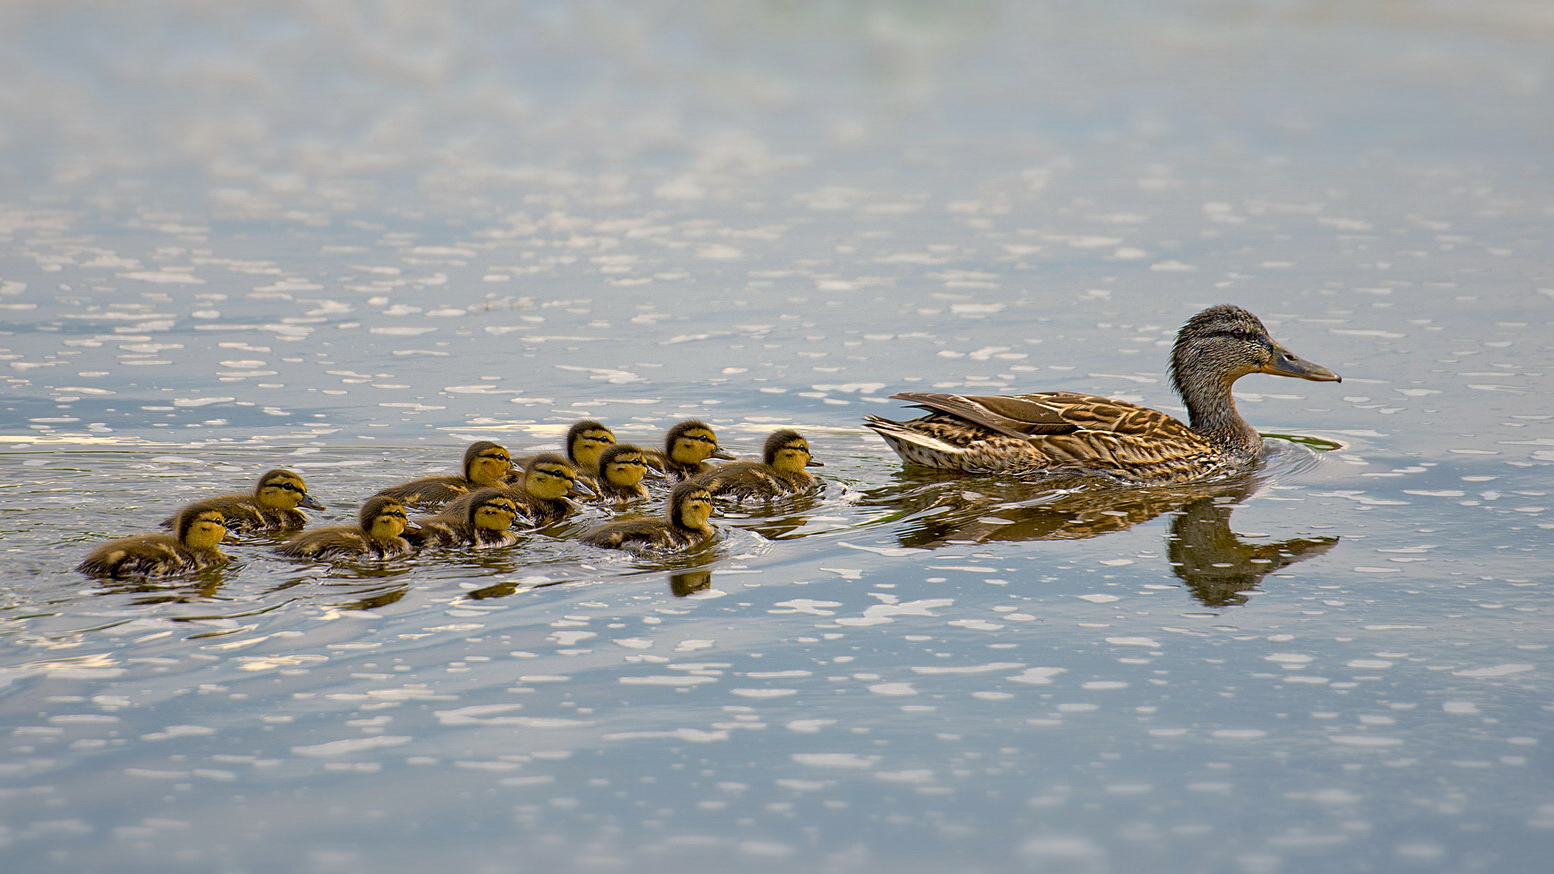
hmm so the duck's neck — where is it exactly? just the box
[1177,373,1261,455]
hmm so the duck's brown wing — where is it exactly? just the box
[892,391,1199,442]
[580,518,668,550]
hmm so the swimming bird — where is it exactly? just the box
[593,443,654,503]
[444,453,593,528]
[79,502,230,578]
[411,488,526,549]
[690,429,823,501]
[647,419,735,482]
[864,305,1341,484]
[375,441,512,509]
[580,481,717,553]
[276,495,416,560]
[162,468,323,535]
[513,420,616,491]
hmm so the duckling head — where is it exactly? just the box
[523,453,584,501]
[669,481,715,530]
[666,419,733,465]
[359,495,411,540]
[763,429,823,474]
[255,468,324,511]
[598,443,650,489]
[565,421,616,473]
[1170,305,1341,399]
[465,488,523,531]
[462,440,513,486]
[175,503,229,550]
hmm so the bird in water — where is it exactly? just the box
[79,502,230,578]
[593,443,654,503]
[444,453,593,529]
[864,305,1341,484]
[276,495,417,560]
[375,441,513,510]
[410,488,527,549]
[690,429,823,501]
[580,481,717,553]
[647,419,734,482]
[162,468,323,536]
[512,420,616,493]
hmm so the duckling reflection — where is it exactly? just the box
[669,569,713,597]
[863,472,1336,606]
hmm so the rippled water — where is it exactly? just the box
[3,2,1552,872]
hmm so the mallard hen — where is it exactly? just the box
[864,305,1340,483]
[162,468,323,535]
[277,495,417,560]
[79,502,230,578]
[690,429,823,501]
[580,481,717,553]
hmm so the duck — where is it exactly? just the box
[79,502,230,578]
[444,453,593,529]
[580,481,717,553]
[410,488,527,549]
[276,495,416,560]
[864,305,1341,484]
[161,468,323,535]
[647,419,735,482]
[375,441,512,510]
[593,443,654,503]
[512,420,615,492]
[690,429,823,501]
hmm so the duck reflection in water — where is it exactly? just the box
[861,470,1336,607]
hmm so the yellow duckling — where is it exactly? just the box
[594,443,654,503]
[691,429,823,501]
[648,419,734,482]
[79,503,230,578]
[162,468,323,535]
[580,481,717,553]
[277,495,416,560]
[375,441,512,509]
[446,453,593,528]
[512,420,616,492]
[411,488,527,549]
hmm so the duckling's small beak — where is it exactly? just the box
[643,465,665,481]
[401,523,422,536]
[299,494,325,511]
[807,458,825,467]
[1261,344,1341,383]
[569,478,597,498]
[711,447,735,460]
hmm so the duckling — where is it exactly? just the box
[445,453,593,529]
[580,481,717,553]
[594,443,654,503]
[375,441,512,509]
[691,429,823,501]
[277,495,416,560]
[512,420,616,492]
[162,468,323,535]
[865,305,1342,484]
[79,502,230,578]
[411,488,527,549]
[647,419,735,482]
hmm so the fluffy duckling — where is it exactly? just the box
[648,419,735,482]
[594,443,654,503]
[375,441,512,509]
[691,429,823,501]
[79,502,230,578]
[512,420,616,491]
[162,468,323,535]
[411,488,527,549]
[580,481,717,553]
[446,453,593,529]
[277,495,416,560]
